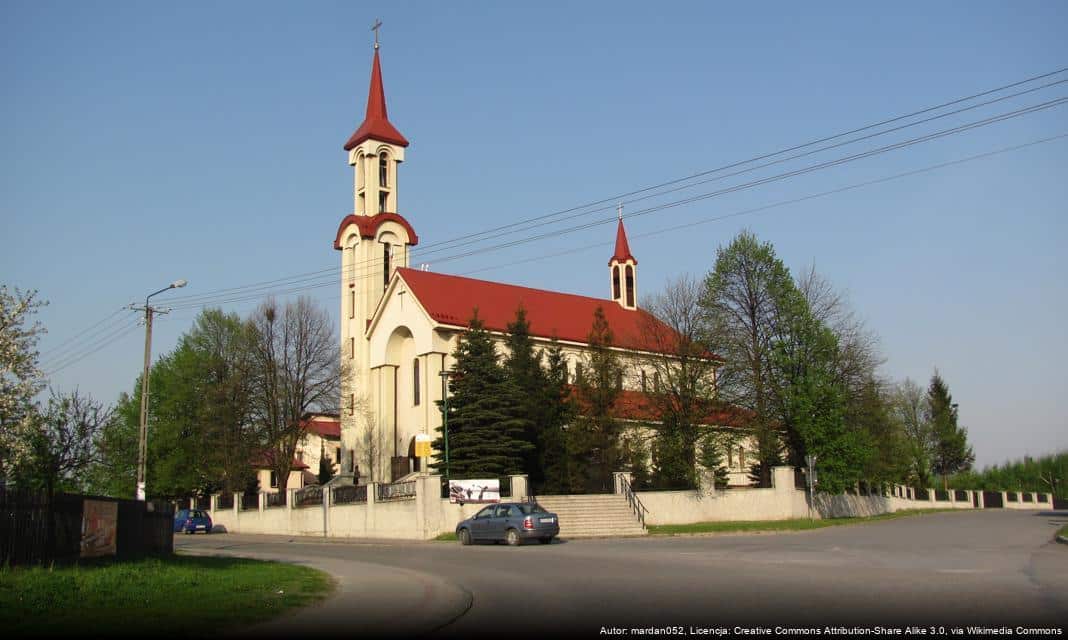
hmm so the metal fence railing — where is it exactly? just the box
[332,484,368,505]
[935,490,950,501]
[195,496,211,510]
[294,486,323,508]
[216,493,234,510]
[376,481,416,502]
[240,493,259,511]
[955,490,968,501]
[265,492,286,508]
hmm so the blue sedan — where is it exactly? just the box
[174,508,212,534]
[456,502,559,546]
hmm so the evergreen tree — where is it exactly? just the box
[926,372,975,490]
[537,339,576,493]
[430,311,533,478]
[568,307,624,493]
[698,431,730,490]
[502,306,549,481]
[621,427,652,489]
[317,441,334,485]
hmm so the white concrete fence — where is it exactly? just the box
[185,467,1054,540]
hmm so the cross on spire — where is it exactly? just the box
[371,18,382,49]
[617,202,624,220]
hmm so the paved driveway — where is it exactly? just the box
[179,509,1068,638]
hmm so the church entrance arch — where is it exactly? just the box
[385,326,416,481]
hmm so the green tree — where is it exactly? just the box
[642,275,718,489]
[892,378,934,487]
[698,431,730,490]
[502,306,549,480]
[926,372,974,489]
[853,376,909,487]
[568,307,625,493]
[0,285,47,479]
[700,231,795,487]
[317,441,334,485]
[431,310,533,478]
[536,339,575,493]
[772,287,876,494]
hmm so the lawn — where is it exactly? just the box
[0,554,333,637]
[1058,524,1068,541]
[647,509,955,536]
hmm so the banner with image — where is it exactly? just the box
[448,479,500,504]
[80,499,118,558]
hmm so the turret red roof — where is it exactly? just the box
[395,267,673,353]
[609,218,637,265]
[344,49,409,150]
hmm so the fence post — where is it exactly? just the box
[210,493,217,513]
[509,475,528,501]
[258,492,265,512]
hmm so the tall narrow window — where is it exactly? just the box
[727,445,734,468]
[625,265,635,307]
[379,190,388,213]
[413,358,421,406]
[653,371,661,393]
[575,362,584,383]
[270,471,278,488]
[641,370,647,393]
[738,447,746,469]
[349,290,355,319]
[379,152,388,187]
[617,371,624,391]
[349,393,355,416]
[612,265,620,300]
[350,337,355,359]
[382,243,391,290]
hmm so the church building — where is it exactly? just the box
[334,40,747,485]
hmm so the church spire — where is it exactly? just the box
[344,34,409,151]
[609,204,637,310]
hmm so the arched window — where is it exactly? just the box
[625,265,635,307]
[378,190,388,213]
[413,358,421,406]
[612,265,620,300]
[575,362,584,383]
[641,370,647,393]
[382,242,391,290]
[653,371,661,393]
[379,152,389,187]
[356,152,365,190]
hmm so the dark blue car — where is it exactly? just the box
[174,508,212,534]
[456,502,559,546]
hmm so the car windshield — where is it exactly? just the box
[191,510,206,518]
[517,504,546,514]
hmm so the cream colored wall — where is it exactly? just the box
[348,141,405,215]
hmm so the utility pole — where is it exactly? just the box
[438,370,451,479]
[131,279,187,501]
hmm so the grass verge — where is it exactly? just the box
[647,509,956,536]
[0,554,333,637]
[434,532,458,542]
[1057,524,1068,542]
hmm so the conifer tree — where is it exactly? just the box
[503,306,548,480]
[537,339,575,493]
[569,307,624,493]
[431,311,533,478]
[698,431,730,490]
[926,372,974,490]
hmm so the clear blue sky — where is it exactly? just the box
[3,1,1066,470]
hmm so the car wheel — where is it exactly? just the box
[505,528,520,547]
[539,537,553,544]
[458,528,471,546]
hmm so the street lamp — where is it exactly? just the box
[438,370,451,480]
[135,279,187,501]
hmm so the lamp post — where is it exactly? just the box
[805,454,818,520]
[438,369,451,480]
[134,279,187,501]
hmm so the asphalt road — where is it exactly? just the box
[178,510,1068,638]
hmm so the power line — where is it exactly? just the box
[159,67,1068,307]
[43,132,1066,373]
[38,306,126,358]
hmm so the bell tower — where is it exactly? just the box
[334,26,418,481]
[609,205,637,310]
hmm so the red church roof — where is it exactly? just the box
[302,418,341,439]
[610,218,637,265]
[396,267,674,353]
[602,388,752,427]
[344,49,409,150]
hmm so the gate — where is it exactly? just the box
[982,491,1003,508]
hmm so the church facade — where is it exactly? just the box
[333,43,751,486]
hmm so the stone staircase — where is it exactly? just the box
[533,494,647,538]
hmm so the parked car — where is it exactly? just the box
[456,502,559,546]
[174,508,212,534]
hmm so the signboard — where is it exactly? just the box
[414,433,432,458]
[80,499,118,558]
[448,479,500,504]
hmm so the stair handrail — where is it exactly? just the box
[620,476,648,529]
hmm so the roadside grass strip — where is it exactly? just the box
[0,554,333,637]
[1057,524,1068,545]
[647,509,957,536]
[435,532,459,542]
